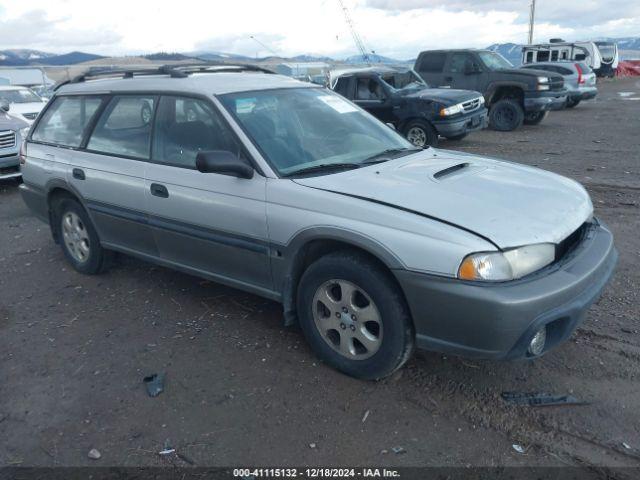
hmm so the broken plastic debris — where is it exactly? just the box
[143,373,166,397]
[391,446,406,455]
[501,392,586,407]
[87,448,101,460]
[158,448,175,455]
[512,444,525,454]
[623,442,631,450]
[362,410,370,423]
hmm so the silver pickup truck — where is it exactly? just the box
[0,100,30,180]
[19,65,617,380]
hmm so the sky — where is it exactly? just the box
[0,0,638,59]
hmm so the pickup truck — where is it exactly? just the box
[330,66,487,148]
[414,49,567,131]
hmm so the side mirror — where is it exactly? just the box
[0,99,9,112]
[196,150,254,179]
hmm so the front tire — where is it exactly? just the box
[403,120,439,148]
[523,110,548,125]
[55,199,108,274]
[488,99,524,131]
[565,98,581,108]
[297,251,414,380]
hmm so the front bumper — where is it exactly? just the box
[432,108,488,138]
[395,220,617,360]
[0,152,21,180]
[524,90,568,112]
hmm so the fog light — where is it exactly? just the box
[528,327,546,356]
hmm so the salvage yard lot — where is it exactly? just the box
[1,78,639,471]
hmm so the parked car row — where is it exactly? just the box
[324,49,599,147]
[16,64,617,380]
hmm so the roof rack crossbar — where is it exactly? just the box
[53,62,274,91]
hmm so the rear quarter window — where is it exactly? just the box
[31,96,102,148]
[418,53,446,73]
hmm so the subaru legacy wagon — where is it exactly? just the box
[19,65,617,379]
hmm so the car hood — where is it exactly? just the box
[0,111,29,130]
[403,87,480,105]
[498,67,563,80]
[293,149,592,249]
[8,102,45,115]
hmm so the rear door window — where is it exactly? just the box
[31,96,102,147]
[418,53,446,73]
[333,76,353,98]
[87,96,156,159]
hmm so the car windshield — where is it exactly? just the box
[478,51,513,70]
[219,88,416,177]
[380,70,427,90]
[0,88,42,104]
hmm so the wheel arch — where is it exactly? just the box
[44,180,87,244]
[278,228,408,327]
[487,84,525,106]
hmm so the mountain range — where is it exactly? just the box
[1,36,638,67]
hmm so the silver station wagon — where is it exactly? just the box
[19,65,617,379]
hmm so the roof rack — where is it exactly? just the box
[53,62,275,91]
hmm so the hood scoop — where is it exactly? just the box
[433,162,470,180]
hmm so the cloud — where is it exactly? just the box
[364,0,640,28]
[0,9,121,52]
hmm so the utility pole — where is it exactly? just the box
[527,0,536,45]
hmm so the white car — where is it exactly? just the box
[0,86,47,124]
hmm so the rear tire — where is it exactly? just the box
[54,198,108,275]
[523,110,548,125]
[488,99,524,131]
[297,251,414,380]
[403,120,438,148]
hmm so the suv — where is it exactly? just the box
[330,66,487,148]
[0,99,30,180]
[20,65,616,380]
[415,49,567,131]
[0,85,47,124]
[520,62,597,108]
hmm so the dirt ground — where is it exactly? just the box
[1,78,639,473]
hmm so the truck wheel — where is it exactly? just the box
[523,111,548,125]
[565,98,581,108]
[445,132,468,141]
[488,99,524,131]
[403,120,438,148]
[296,251,414,380]
[55,198,108,275]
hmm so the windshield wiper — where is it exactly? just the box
[282,163,362,178]
[362,147,422,164]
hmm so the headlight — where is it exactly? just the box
[440,104,463,116]
[478,96,485,105]
[458,243,555,281]
[537,76,550,91]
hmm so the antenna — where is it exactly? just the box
[337,0,371,65]
[527,0,536,44]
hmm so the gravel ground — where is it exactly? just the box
[1,78,639,473]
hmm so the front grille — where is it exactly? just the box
[555,222,588,261]
[550,77,564,91]
[462,97,482,113]
[0,130,16,149]
[22,112,38,120]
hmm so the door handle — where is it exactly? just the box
[150,183,169,198]
[72,168,85,180]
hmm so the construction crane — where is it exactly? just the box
[337,0,371,64]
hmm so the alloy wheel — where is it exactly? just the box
[61,212,91,263]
